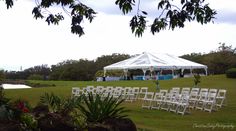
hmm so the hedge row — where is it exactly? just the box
[226,68,236,78]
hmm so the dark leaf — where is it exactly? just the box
[181,0,186,4]
[5,0,14,9]
[142,11,148,15]
[71,25,85,37]
[45,14,64,25]
[115,0,135,14]
[32,7,44,19]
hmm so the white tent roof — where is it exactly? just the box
[104,52,207,71]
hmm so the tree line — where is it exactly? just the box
[181,43,236,74]
[1,53,130,81]
[1,43,235,81]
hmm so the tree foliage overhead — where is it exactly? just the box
[3,0,216,37]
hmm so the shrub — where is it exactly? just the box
[193,74,201,86]
[78,93,128,124]
[1,91,134,131]
[0,88,14,120]
[27,74,44,80]
[26,81,56,88]
[226,68,236,78]
[39,92,81,115]
[20,113,38,131]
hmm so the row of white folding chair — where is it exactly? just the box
[188,88,226,113]
[194,89,227,112]
[142,92,190,115]
[171,87,227,112]
[159,88,190,99]
[142,88,226,114]
[104,86,140,102]
[72,86,147,102]
[168,87,226,110]
[159,92,189,115]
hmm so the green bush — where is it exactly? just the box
[26,81,56,88]
[226,68,236,78]
[193,74,201,86]
[78,93,128,123]
[40,92,81,115]
[27,74,44,80]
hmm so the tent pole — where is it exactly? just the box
[103,70,106,77]
[142,69,147,80]
[181,69,184,75]
[150,66,154,80]
[190,68,193,76]
[124,69,128,80]
[205,68,208,76]
[172,69,174,77]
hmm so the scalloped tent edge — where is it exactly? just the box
[103,52,207,78]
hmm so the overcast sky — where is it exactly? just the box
[0,0,236,71]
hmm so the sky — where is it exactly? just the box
[0,0,236,71]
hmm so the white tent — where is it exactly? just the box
[103,52,207,78]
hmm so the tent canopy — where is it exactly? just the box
[104,52,207,71]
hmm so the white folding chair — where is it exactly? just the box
[71,87,82,97]
[209,89,218,94]
[161,93,173,111]
[159,89,168,100]
[199,88,208,94]
[82,87,89,96]
[204,92,217,112]
[132,87,140,101]
[123,87,135,102]
[196,91,208,110]
[216,89,227,108]
[177,94,190,115]
[181,87,190,96]
[122,87,130,98]
[190,87,199,95]
[159,89,168,96]
[170,87,180,94]
[96,86,105,94]
[188,91,199,109]
[169,89,182,113]
[113,86,123,99]
[138,87,148,100]
[197,88,208,99]
[169,96,180,113]
[102,86,114,98]
[151,92,164,110]
[86,85,96,95]
[142,92,154,109]
[169,88,180,102]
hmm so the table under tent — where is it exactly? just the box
[103,52,207,81]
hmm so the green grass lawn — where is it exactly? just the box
[4,75,236,131]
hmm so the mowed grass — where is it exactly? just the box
[4,75,236,131]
